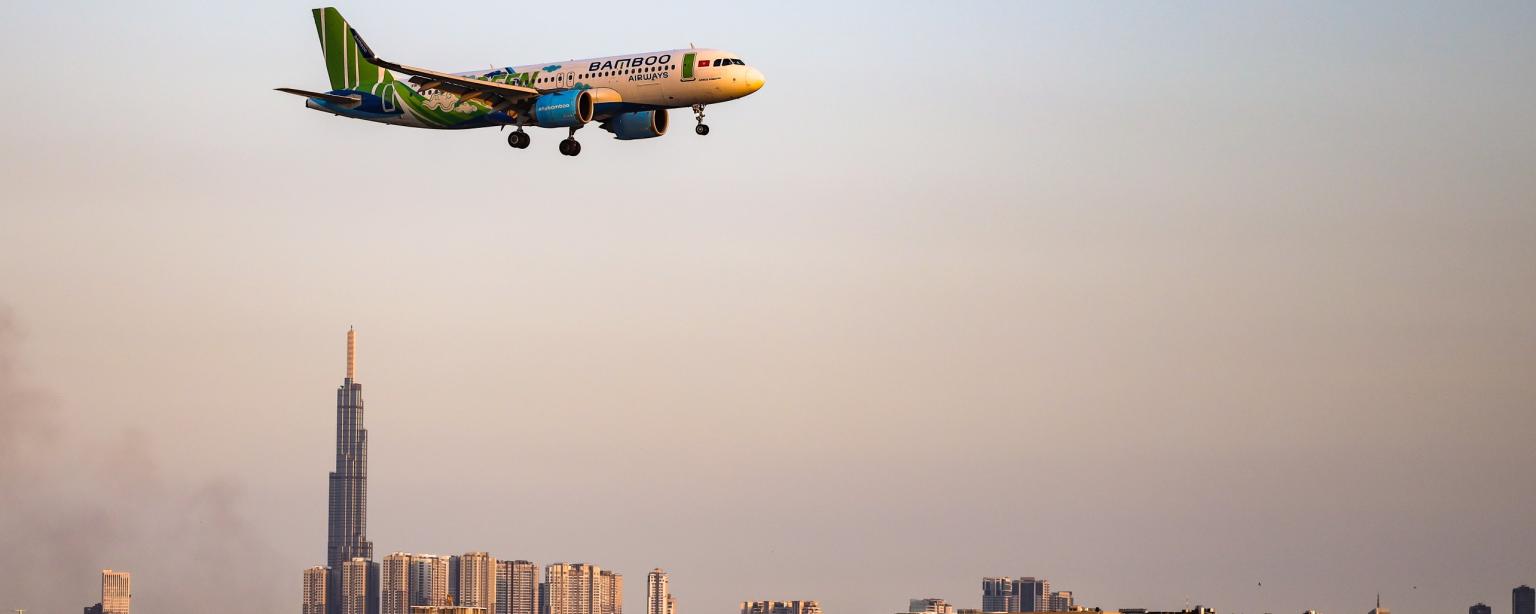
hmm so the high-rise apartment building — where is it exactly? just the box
[546,563,612,614]
[343,557,374,614]
[458,552,499,611]
[1472,603,1493,614]
[599,570,623,614]
[647,569,672,614]
[383,554,413,614]
[411,555,452,607]
[910,598,955,614]
[498,560,540,614]
[1050,592,1072,612]
[983,578,1014,612]
[1013,578,1049,612]
[1515,586,1534,614]
[305,566,331,614]
[101,569,131,614]
[740,601,821,614]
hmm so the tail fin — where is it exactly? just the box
[311,7,394,91]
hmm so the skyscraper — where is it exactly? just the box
[305,566,330,614]
[382,554,411,614]
[647,569,672,614]
[1515,586,1534,614]
[498,561,540,614]
[460,552,499,612]
[983,578,1014,612]
[327,328,377,614]
[101,569,130,614]
[1471,603,1493,614]
[329,327,374,567]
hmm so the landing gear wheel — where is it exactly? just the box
[507,131,530,149]
[559,138,582,156]
[692,103,708,136]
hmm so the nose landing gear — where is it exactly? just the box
[692,104,709,135]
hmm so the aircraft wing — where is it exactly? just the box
[350,27,542,107]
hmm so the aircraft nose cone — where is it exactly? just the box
[746,67,765,93]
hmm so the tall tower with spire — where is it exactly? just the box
[326,327,376,614]
[1369,594,1390,614]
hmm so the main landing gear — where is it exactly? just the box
[559,126,582,156]
[693,104,709,135]
[506,126,581,156]
[507,129,530,149]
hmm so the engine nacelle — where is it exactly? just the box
[531,90,593,128]
[601,109,669,140]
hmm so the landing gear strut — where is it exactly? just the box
[692,104,709,135]
[559,126,582,156]
[507,128,530,149]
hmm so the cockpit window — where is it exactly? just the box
[732,59,746,65]
[712,59,722,67]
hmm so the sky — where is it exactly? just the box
[1,1,1535,613]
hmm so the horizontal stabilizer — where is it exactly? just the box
[274,87,362,109]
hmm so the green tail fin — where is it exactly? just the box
[311,7,393,91]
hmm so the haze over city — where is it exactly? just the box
[2,1,1534,614]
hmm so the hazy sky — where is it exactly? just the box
[2,1,1534,614]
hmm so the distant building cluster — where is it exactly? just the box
[977,576,1074,613]
[299,329,675,614]
[1456,583,1536,614]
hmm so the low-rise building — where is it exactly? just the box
[742,600,822,614]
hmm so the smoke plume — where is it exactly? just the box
[0,305,283,613]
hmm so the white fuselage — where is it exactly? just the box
[453,47,764,110]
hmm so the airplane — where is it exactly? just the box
[277,7,766,157]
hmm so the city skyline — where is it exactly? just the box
[54,568,1536,614]
[2,2,1535,613]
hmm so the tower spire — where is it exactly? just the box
[346,326,356,380]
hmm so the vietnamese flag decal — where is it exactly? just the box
[698,60,709,67]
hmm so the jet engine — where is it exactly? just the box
[531,90,594,128]
[601,109,669,140]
